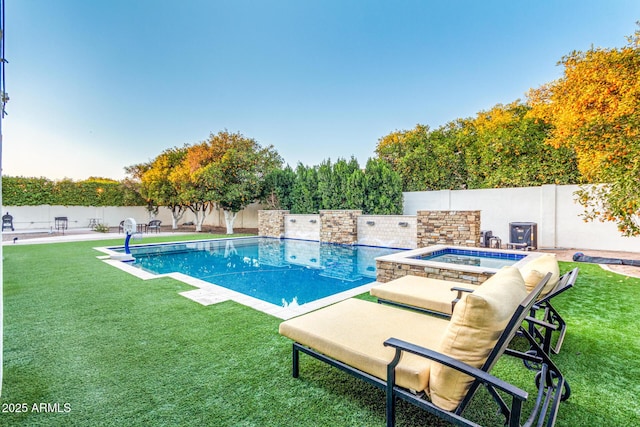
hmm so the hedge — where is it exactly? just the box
[1,176,145,207]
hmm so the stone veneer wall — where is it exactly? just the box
[417,210,480,247]
[259,209,482,250]
[375,260,492,285]
[258,210,289,238]
[319,210,362,244]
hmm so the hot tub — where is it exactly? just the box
[375,244,542,285]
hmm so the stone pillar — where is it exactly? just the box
[417,210,480,247]
[319,210,362,244]
[258,210,289,238]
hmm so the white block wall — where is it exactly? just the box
[357,215,417,249]
[284,214,321,241]
[404,184,640,252]
[1,202,263,231]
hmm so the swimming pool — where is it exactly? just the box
[102,237,403,318]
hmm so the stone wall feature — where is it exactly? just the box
[319,210,362,244]
[416,210,480,247]
[375,259,491,285]
[258,210,289,238]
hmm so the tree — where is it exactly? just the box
[375,124,468,191]
[316,157,363,210]
[464,102,580,189]
[260,165,296,210]
[290,164,319,214]
[316,159,336,210]
[171,142,216,232]
[527,26,640,235]
[345,168,365,210]
[197,131,282,234]
[363,158,403,214]
[334,157,361,209]
[139,147,189,229]
[375,104,580,192]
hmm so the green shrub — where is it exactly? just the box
[2,176,145,206]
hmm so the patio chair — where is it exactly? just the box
[54,216,68,235]
[147,219,161,233]
[371,255,578,355]
[118,220,125,233]
[280,268,567,427]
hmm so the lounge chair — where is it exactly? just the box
[526,266,579,354]
[371,254,579,354]
[279,268,567,427]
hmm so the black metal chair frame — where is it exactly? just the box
[525,267,579,355]
[289,273,568,427]
[147,220,161,233]
[54,217,68,235]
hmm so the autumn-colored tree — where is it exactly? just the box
[464,102,580,189]
[527,27,640,235]
[165,141,218,232]
[375,109,578,192]
[138,146,189,229]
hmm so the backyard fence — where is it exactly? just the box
[3,184,639,252]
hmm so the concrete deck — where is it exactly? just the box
[2,228,193,245]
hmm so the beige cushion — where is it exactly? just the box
[279,298,448,392]
[519,254,560,297]
[371,275,480,316]
[429,266,527,411]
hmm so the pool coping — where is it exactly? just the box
[376,244,543,275]
[95,237,390,320]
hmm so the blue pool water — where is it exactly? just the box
[415,248,525,269]
[113,237,403,307]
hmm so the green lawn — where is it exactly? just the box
[1,235,639,426]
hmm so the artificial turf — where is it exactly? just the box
[1,235,639,426]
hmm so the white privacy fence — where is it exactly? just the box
[1,202,262,231]
[404,184,639,252]
[3,185,639,252]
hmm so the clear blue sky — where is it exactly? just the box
[3,0,639,180]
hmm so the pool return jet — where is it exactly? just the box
[110,218,142,261]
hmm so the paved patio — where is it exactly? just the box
[1,228,192,245]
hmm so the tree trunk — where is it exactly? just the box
[223,210,238,234]
[171,206,186,230]
[195,210,207,232]
[189,204,208,232]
